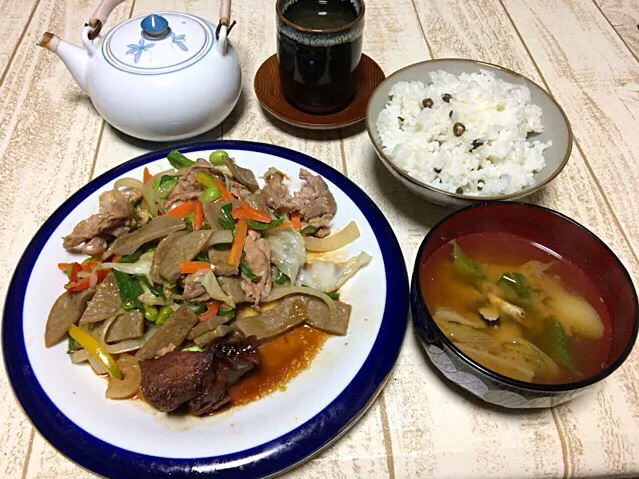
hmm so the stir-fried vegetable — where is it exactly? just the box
[103,252,154,282]
[298,252,372,292]
[143,167,152,184]
[119,250,144,264]
[290,211,301,231]
[266,285,336,315]
[200,186,221,203]
[228,219,248,267]
[218,203,236,232]
[300,225,317,235]
[214,178,234,201]
[153,175,180,199]
[193,200,204,231]
[187,302,207,314]
[265,227,307,282]
[240,253,262,282]
[246,217,284,231]
[273,267,288,285]
[304,221,360,252]
[68,325,121,379]
[231,200,272,223]
[166,201,194,218]
[452,241,485,281]
[113,270,143,310]
[195,172,216,188]
[156,305,173,326]
[197,270,235,307]
[179,261,212,274]
[167,150,195,169]
[209,150,228,165]
[198,300,220,321]
[106,354,141,399]
[143,304,158,322]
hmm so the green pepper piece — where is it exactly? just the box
[498,272,531,299]
[301,225,317,235]
[273,268,288,285]
[156,305,173,326]
[200,185,221,203]
[218,203,236,233]
[185,211,195,228]
[218,308,236,317]
[209,150,229,165]
[182,345,203,352]
[67,336,79,354]
[240,253,262,282]
[143,304,158,322]
[187,302,206,314]
[167,150,195,169]
[539,317,579,374]
[452,241,485,281]
[120,249,144,264]
[195,171,216,188]
[325,291,340,300]
[246,217,284,231]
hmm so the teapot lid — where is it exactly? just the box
[101,12,214,75]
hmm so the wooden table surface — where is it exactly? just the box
[1,0,638,477]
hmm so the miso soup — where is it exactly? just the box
[420,232,612,384]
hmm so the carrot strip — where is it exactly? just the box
[179,261,212,274]
[193,200,204,231]
[228,219,248,267]
[291,211,301,231]
[57,262,69,271]
[239,200,271,223]
[165,201,194,217]
[198,300,220,322]
[230,207,249,220]
[213,178,234,201]
[143,167,152,184]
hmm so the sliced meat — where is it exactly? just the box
[63,190,136,250]
[293,169,337,221]
[109,216,185,256]
[208,248,239,276]
[240,231,272,305]
[235,296,308,340]
[139,351,214,412]
[202,200,238,234]
[223,156,259,192]
[302,296,352,335]
[301,214,333,238]
[106,310,145,343]
[181,270,210,302]
[218,277,247,304]
[261,168,296,214]
[79,272,120,325]
[45,289,95,347]
[82,236,108,256]
[188,315,234,340]
[163,159,220,210]
[244,191,268,212]
[188,332,260,415]
[150,230,212,284]
[227,180,251,200]
[135,306,198,360]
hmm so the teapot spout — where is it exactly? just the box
[38,32,90,92]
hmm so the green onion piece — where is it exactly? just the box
[120,249,144,264]
[167,150,195,169]
[325,291,340,300]
[240,253,262,282]
[218,308,236,317]
[273,268,288,285]
[187,302,206,314]
[218,203,236,233]
[67,336,79,354]
[195,253,208,262]
[209,150,229,165]
[246,217,284,231]
[185,212,195,228]
[182,345,203,352]
[539,317,579,374]
[498,272,531,299]
[301,225,317,235]
[195,171,216,188]
[452,241,485,282]
[156,305,173,326]
[137,275,164,297]
[200,185,221,203]
[143,304,158,322]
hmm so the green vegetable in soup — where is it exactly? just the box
[539,317,579,374]
[167,150,195,169]
[498,272,531,299]
[452,241,485,282]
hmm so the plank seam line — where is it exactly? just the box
[0,0,41,90]
[409,0,435,59]
[378,392,396,479]
[496,0,639,270]
[87,0,138,180]
[551,408,571,479]
[591,0,639,66]
[20,428,35,479]
[338,128,348,176]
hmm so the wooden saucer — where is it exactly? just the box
[254,54,385,130]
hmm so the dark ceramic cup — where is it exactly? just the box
[411,202,638,409]
[276,0,365,114]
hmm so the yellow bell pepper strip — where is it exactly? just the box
[68,325,121,379]
[228,219,248,267]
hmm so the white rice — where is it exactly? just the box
[376,70,551,196]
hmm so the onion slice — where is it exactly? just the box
[106,354,141,399]
[304,221,360,252]
[106,327,158,354]
[142,168,177,217]
[114,177,145,192]
[265,285,336,315]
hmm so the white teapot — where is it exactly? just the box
[39,0,241,141]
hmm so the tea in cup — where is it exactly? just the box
[276,0,365,114]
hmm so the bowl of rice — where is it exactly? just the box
[366,59,572,207]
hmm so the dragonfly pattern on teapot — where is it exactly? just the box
[171,32,188,52]
[125,39,155,64]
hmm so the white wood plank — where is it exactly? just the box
[0,0,38,82]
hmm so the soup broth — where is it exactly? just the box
[420,232,612,384]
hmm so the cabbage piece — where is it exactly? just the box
[197,270,235,307]
[265,227,307,282]
[101,252,154,282]
[297,252,372,292]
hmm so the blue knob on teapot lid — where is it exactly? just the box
[141,14,170,39]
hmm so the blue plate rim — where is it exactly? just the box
[2,140,409,478]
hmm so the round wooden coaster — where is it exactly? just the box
[254,54,385,130]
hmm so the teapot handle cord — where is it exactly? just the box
[216,20,236,40]
[86,0,127,40]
